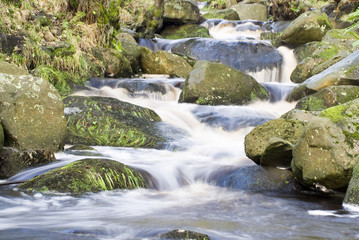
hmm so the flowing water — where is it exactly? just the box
[1,9,359,240]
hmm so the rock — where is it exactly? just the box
[288,49,359,101]
[244,118,307,165]
[91,47,133,78]
[43,41,76,58]
[344,161,359,206]
[160,24,210,39]
[140,47,192,78]
[215,165,294,192]
[163,0,200,24]
[231,3,267,22]
[160,229,210,240]
[291,117,357,191]
[179,60,269,105]
[0,32,23,55]
[19,158,148,194]
[260,137,294,169]
[116,32,137,43]
[64,95,165,149]
[0,123,3,150]
[171,38,283,72]
[278,10,332,46]
[293,42,320,63]
[0,147,56,179]
[0,72,66,151]
[119,40,141,74]
[202,9,240,20]
[0,61,28,75]
[295,85,359,111]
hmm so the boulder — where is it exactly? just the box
[278,10,332,46]
[160,229,210,240]
[0,148,56,179]
[64,95,165,149]
[260,137,294,169]
[119,40,141,74]
[140,47,192,78]
[291,117,358,190]
[231,3,267,22]
[163,0,200,24]
[91,47,133,78]
[179,60,269,105]
[202,9,240,20]
[0,72,66,151]
[344,161,359,206]
[295,85,359,111]
[0,61,28,75]
[288,49,359,101]
[0,123,3,150]
[293,41,320,63]
[19,158,148,194]
[244,118,307,165]
[171,38,283,72]
[160,24,210,39]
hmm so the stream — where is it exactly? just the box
[1,5,359,240]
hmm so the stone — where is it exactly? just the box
[64,95,165,149]
[278,11,332,46]
[231,3,267,22]
[0,123,3,150]
[260,137,294,169]
[179,60,269,105]
[19,158,148,194]
[160,229,210,240]
[119,40,141,74]
[163,0,200,24]
[202,9,240,20]
[160,24,210,39]
[140,47,192,78]
[344,161,359,206]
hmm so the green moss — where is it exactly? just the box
[319,104,349,123]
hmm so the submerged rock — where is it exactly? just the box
[179,60,269,105]
[140,47,193,78]
[19,158,147,194]
[160,229,210,240]
[278,10,332,46]
[163,0,200,24]
[64,95,165,148]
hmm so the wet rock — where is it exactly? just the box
[179,60,269,105]
[344,161,359,206]
[292,116,358,191]
[231,3,267,22]
[91,47,133,78]
[293,41,320,63]
[160,24,210,39]
[163,0,200,24]
[19,158,147,194]
[140,47,192,78]
[278,11,332,46]
[260,137,294,169]
[0,70,66,151]
[288,49,359,101]
[0,123,3,150]
[295,85,359,111]
[160,229,210,240]
[171,38,282,72]
[64,95,165,149]
[119,40,141,74]
[244,118,306,165]
[0,147,56,179]
[202,9,240,20]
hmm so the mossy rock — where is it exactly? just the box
[163,0,200,24]
[0,148,56,179]
[344,161,359,206]
[0,123,3,150]
[179,60,269,105]
[119,40,141,74]
[293,41,320,63]
[19,158,148,194]
[202,8,239,20]
[43,42,76,58]
[64,95,165,148]
[295,85,359,111]
[160,24,210,39]
[0,60,28,75]
[160,229,210,240]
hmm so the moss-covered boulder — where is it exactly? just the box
[92,47,133,78]
[202,9,240,20]
[278,10,332,46]
[344,161,359,206]
[293,41,320,63]
[244,118,307,165]
[295,85,359,111]
[288,49,359,101]
[64,95,165,148]
[160,24,210,39]
[179,61,269,105]
[231,3,267,22]
[0,123,3,151]
[0,61,28,75]
[0,148,56,179]
[260,137,294,169]
[160,229,210,240]
[119,40,142,74]
[140,47,192,78]
[19,158,147,194]
[163,0,200,24]
[0,70,66,151]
